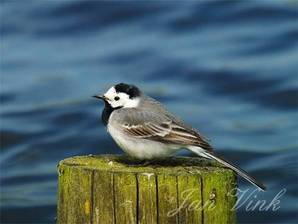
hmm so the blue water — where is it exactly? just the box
[1,1,298,223]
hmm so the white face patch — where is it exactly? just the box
[104,86,140,108]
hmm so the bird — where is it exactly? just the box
[93,83,266,191]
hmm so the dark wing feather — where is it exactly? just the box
[122,119,213,152]
[153,122,213,152]
[123,122,170,138]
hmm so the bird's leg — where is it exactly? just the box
[128,159,151,166]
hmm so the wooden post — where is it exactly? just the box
[57,155,237,224]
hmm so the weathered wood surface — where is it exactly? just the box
[57,155,237,224]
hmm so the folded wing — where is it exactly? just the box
[121,109,213,152]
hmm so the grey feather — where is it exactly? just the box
[109,95,213,151]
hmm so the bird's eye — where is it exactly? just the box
[114,96,120,101]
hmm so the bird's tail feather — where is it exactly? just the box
[188,146,266,191]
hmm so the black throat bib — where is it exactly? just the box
[101,101,122,126]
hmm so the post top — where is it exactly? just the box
[59,154,232,175]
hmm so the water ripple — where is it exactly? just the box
[1,1,297,223]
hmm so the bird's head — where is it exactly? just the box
[93,83,141,109]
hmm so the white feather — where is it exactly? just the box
[104,86,140,108]
[107,123,180,159]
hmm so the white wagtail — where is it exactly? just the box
[93,83,266,191]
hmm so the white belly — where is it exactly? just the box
[107,124,180,159]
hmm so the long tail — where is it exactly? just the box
[188,146,266,191]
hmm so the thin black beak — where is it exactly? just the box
[92,95,106,101]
